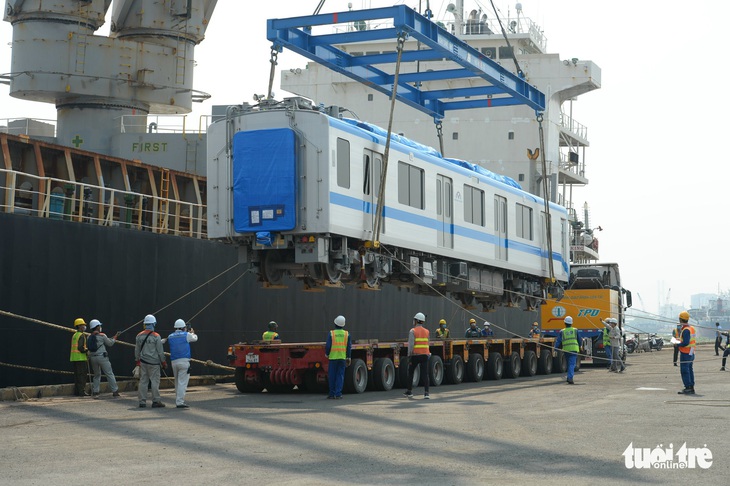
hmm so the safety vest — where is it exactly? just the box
[70,332,87,362]
[168,331,192,360]
[262,331,279,340]
[561,327,579,352]
[603,328,611,347]
[412,326,430,355]
[436,327,449,338]
[328,329,349,360]
[678,325,696,354]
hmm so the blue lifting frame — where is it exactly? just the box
[267,5,545,120]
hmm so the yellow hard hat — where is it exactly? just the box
[469,318,476,324]
[74,318,86,327]
[439,319,446,325]
[679,310,690,321]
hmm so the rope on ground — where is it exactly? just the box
[0,361,74,375]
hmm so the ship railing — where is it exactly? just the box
[559,112,588,141]
[0,168,207,238]
[118,114,212,139]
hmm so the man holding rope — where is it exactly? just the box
[135,314,167,408]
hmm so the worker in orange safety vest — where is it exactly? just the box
[404,312,431,400]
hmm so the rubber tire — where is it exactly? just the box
[428,355,444,387]
[574,354,582,372]
[553,351,567,374]
[343,358,368,394]
[537,349,553,375]
[521,350,537,377]
[446,354,465,385]
[505,352,521,379]
[234,368,264,393]
[396,357,420,389]
[486,352,503,380]
[466,353,485,382]
[372,357,396,391]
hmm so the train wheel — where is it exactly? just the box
[486,352,503,380]
[261,251,285,285]
[372,358,395,391]
[445,354,464,384]
[318,262,342,284]
[428,355,444,387]
[553,351,567,373]
[537,349,553,375]
[344,359,368,394]
[234,368,264,393]
[505,352,521,379]
[521,350,538,377]
[466,353,485,382]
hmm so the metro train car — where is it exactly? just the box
[207,97,568,310]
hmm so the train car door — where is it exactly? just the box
[363,149,383,235]
[436,175,453,248]
[494,195,508,260]
[540,211,547,273]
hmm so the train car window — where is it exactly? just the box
[363,153,371,195]
[463,185,485,226]
[373,155,382,198]
[397,161,424,209]
[516,203,533,240]
[337,138,350,188]
[436,179,442,216]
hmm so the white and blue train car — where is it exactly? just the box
[207,98,568,309]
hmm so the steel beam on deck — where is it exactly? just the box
[267,5,545,120]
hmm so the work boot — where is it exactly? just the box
[721,367,725,371]
[176,403,190,409]
[403,390,413,398]
[677,388,691,395]
[424,393,430,399]
[687,387,696,394]
[151,402,166,408]
[567,379,574,385]
[674,363,678,367]
[92,392,100,399]
[112,391,121,398]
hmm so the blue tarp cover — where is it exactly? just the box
[232,128,296,233]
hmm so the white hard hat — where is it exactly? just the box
[413,312,426,323]
[334,315,346,328]
[606,318,617,325]
[564,316,573,325]
[89,319,101,330]
[483,321,491,327]
[174,319,186,329]
[143,314,156,325]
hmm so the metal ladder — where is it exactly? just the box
[170,1,192,86]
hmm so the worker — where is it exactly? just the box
[715,322,723,356]
[404,312,431,399]
[672,323,681,367]
[262,321,280,341]
[605,318,625,372]
[554,316,579,384]
[602,322,612,370]
[135,314,167,408]
[720,331,730,371]
[435,319,450,338]
[70,318,90,397]
[167,319,198,409]
[480,321,494,337]
[677,310,696,395]
[465,318,481,338]
[87,319,121,399]
[528,322,541,338]
[325,315,351,399]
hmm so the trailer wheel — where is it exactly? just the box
[521,350,537,377]
[428,355,444,387]
[573,354,582,372]
[445,354,464,385]
[505,352,521,379]
[234,368,264,393]
[537,348,553,375]
[466,353,485,382]
[344,359,368,394]
[486,352,503,380]
[372,358,395,391]
[553,350,567,373]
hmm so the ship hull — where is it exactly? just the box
[1,212,538,388]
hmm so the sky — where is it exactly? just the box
[2,0,729,315]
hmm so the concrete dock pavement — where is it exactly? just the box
[1,344,728,485]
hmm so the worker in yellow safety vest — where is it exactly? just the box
[555,316,579,385]
[602,326,612,369]
[262,321,280,341]
[70,318,90,396]
[677,311,696,395]
[435,319,450,338]
[325,315,351,399]
[404,312,431,399]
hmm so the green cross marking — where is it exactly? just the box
[71,135,83,148]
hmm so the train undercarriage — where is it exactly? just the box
[243,234,562,311]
